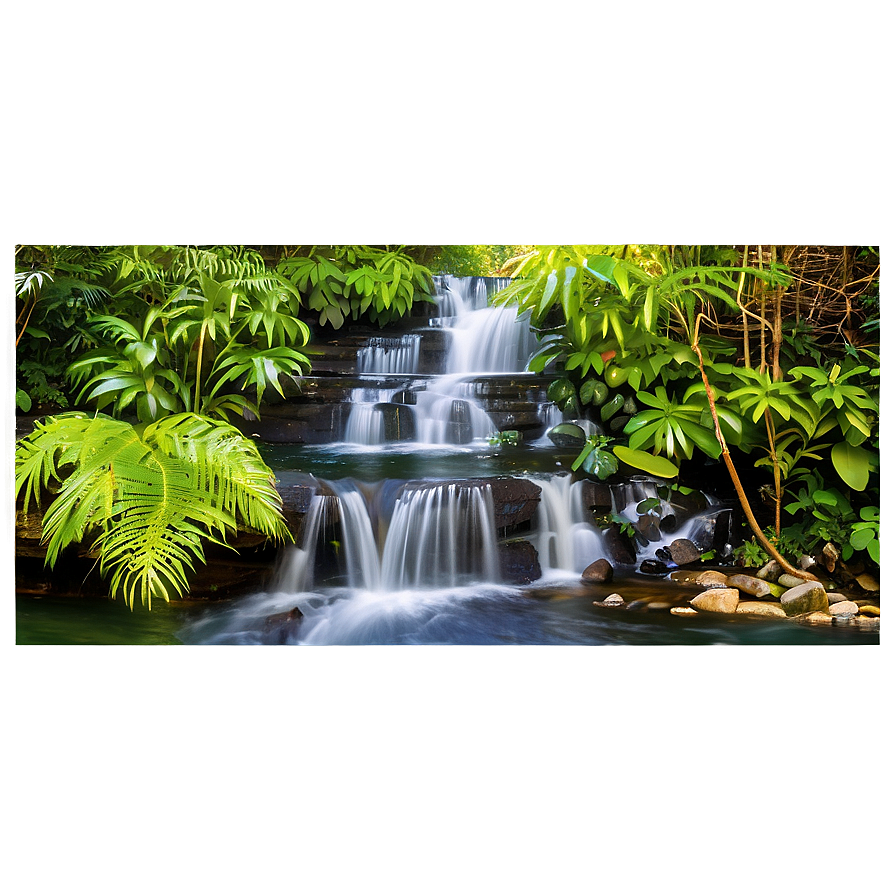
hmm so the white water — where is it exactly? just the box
[344,275,547,445]
[526,475,606,575]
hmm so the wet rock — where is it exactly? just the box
[489,478,543,529]
[635,514,662,542]
[780,581,829,617]
[263,607,304,645]
[695,570,730,588]
[667,538,701,566]
[639,559,671,576]
[853,615,880,629]
[855,574,880,592]
[547,422,586,448]
[603,593,625,606]
[736,601,786,618]
[757,560,783,581]
[858,604,880,617]
[671,606,698,616]
[579,480,613,513]
[602,525,637,565]
[691,588,740,614]
[390,389,417,405]
[826,592,848,605]
[647,601,673,612]
[498,540,542,585]
[582,558,613,584]
[829,600,860,618]
[726,574,784,599]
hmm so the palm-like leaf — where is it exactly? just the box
[15,413,292,609]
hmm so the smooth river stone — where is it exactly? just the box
[690,588,740,614]
[780,581,829,617]
[777,573,806,589]
[802,611,833,625]
[855,574,880,592]
[726,574,784,599]
[695,570,729,588]
[829,600,859,618]
[671,606,698,616]
[736,600,786,618]
[858,604,880,617]
[757,560,783,581]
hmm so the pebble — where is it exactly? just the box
[829,600,859,618]
[593,593,625,607]
[777,573,805,589]
[826,592,848,604]
[858,605,880,617]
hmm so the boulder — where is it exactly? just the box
[780,581,829,617]
[736,601,786,618]
[582,558,613,584]
[667,538,701,566]
[547,422,586,448]
[498,540,542,585]
[691,588,740,614]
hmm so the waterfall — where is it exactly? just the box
[357,334,420,374]
[381,482,500,589]
[527,475,606,575]
[328,480,382,590]
[272,491,333,592]
[343,275,539,446]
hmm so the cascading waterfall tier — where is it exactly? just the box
[274,478,500,593]
[343,275,548,446]
[526,475,606,574]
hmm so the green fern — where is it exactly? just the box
[16,413,292,609]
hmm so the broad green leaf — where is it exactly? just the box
[831,441,872,491]
[612,445,680,479]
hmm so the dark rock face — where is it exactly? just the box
[582,558,613,583]
[263,607,304,644]
[498,540,542,585]
[376,403,416,441]
[579,481,613,513]
[667,538,701,566]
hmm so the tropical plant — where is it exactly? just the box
[15,412,292,608]
[277,245,434,328]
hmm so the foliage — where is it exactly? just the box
[570,435,618,480]
[429,246,533,277]
[487,430,521,448]
[277,245,434,328]
[15,413,292,609]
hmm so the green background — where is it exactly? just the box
[0,2,896,894]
